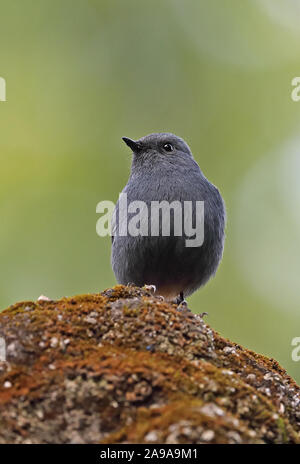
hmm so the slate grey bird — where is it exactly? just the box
[111,133,225,303]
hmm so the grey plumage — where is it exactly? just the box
[111,133,225,300]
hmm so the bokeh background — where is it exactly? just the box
[0,0,300,382]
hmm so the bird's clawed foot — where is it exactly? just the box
[177,301,190,312]
[144,284,157,294]
[144,285,165,301]
[174,291,191,312]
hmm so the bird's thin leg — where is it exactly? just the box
[175,291,185,304]
[175,291,190,312]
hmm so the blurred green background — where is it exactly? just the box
[1,0,300,382]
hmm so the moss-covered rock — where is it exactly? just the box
[0,285,299,444]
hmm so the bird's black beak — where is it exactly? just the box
[122,137,141,153]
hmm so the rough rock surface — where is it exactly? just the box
[0,285,299,444]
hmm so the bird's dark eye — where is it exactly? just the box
[163,143,174,152]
